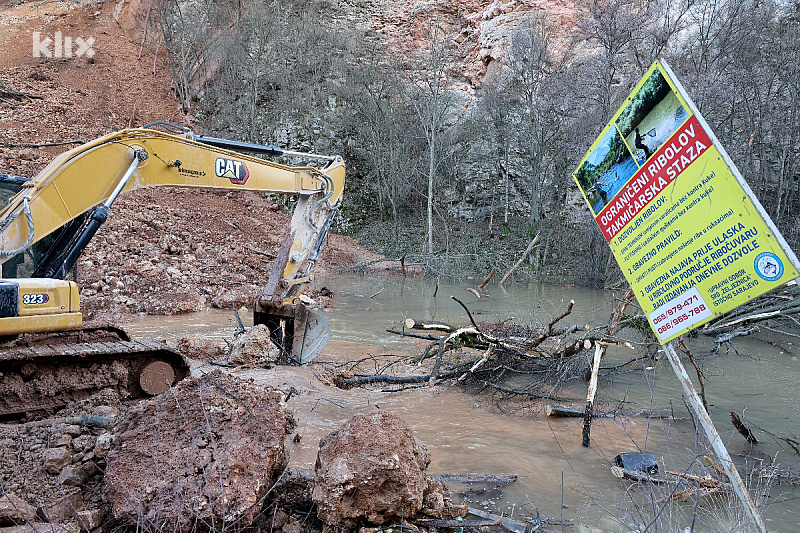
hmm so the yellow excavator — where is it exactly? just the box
[0,121,345,417]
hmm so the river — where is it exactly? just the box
[126,274,800,532]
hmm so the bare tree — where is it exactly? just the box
[339,49,422,224]
[406,15,458,254]
[158,0,237,113]
[195,0,345,147]
[669,0,800,244]
[477,85,513,229]
[505,15,574,228]
[575,0,650,122]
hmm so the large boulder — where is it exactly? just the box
[175,336,227,362]
[104,371,293,532]
[222,324,280,367]
[312,412,430,529]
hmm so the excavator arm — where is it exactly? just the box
[0,125,345,363]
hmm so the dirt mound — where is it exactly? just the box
[0,0,187,173]
[104,371,294,532]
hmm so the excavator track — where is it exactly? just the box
[0,330,190,418]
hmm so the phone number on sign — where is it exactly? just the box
[652,294,702,326]
[654,304,708,335]
[648,288,713,342]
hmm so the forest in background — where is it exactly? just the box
[155,0,800,287]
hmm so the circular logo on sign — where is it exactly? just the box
[754,252,783,282]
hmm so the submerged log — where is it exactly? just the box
[611,466,671,484]
[479,268,496,290]
[466,508,527,533]
[386,328,440,341]
[417,517,501,528]
[432,473,518,486]
[547,404,611,418]
[499,233,540,286]
[335,374,431,388]
[468,507,572,531]
[663,470,731,501]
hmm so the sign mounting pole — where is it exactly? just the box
[663,342,767,533]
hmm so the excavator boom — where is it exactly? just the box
[0,125,345,415]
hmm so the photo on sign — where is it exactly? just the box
[574,127,638,214]
[615,68,689,166]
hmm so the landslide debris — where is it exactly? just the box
[0,389,122,531]
[1,369,470,533]
[104,371,294,533]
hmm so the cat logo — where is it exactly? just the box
[215,158,250,185]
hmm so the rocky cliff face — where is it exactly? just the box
[362,0,578,87]
[350,0,584,224]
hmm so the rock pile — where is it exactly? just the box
[0,390,121,532]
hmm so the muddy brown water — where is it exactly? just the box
[126,275,800,532]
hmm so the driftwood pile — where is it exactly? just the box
[332,296,622,401]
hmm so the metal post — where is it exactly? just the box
[663,342,768,533]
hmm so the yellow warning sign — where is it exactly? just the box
[573,61,800,342]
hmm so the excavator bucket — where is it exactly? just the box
[291,304,330,365]
[252,163,345,365]
[254,301,329,364]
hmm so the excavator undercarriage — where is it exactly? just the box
[0,326,190,418]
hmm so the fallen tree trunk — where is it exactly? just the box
[712,326,759,355]
[479,268,496,290]
[335,374,431,388]
[547,404,613,418]
[703,286,800,335]
[344,299,597,401]
[386,328,440,341]
[468,507,572,531]
[499,233,540,286]
[417,517,501,528]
